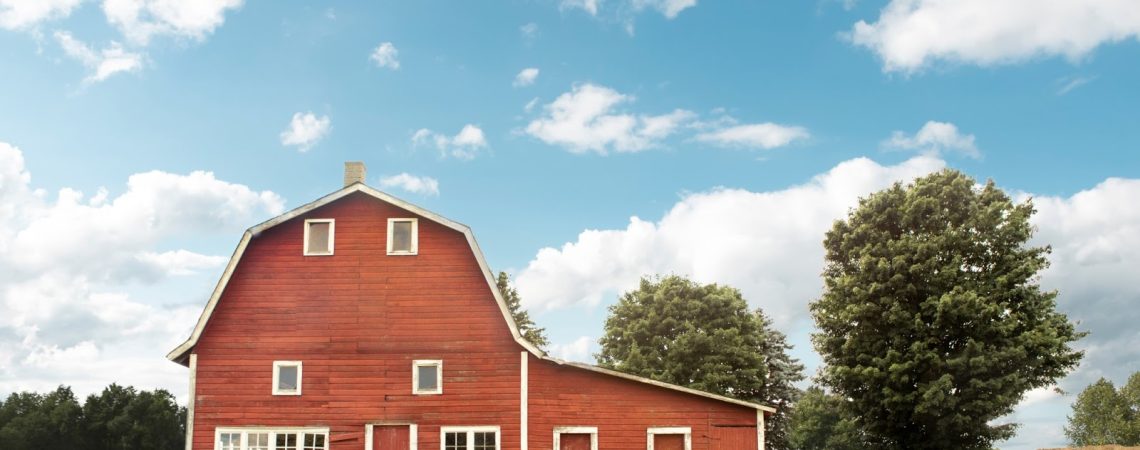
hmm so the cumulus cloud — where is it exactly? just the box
[280,112,331,152]
[0,0,81,30]
[695,122,810,150]
[0,141,283,397]
[514,67,539,87]
[54,31,144,84]
[525,83,695,154]
[101,0,244,45]
[549,336,594,363]
[378,173,440,197]
[883,120,979,158]
[370,42,399,70]
[515,155,947,325]
[412,125,488,160]
[850,0,1140,73]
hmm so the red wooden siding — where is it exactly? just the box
[192,193,523,450]
[188,191,763,450]
[710,427,757,450]
[654,434,685,450]
[373,425,410,450]
[528,357,756,450]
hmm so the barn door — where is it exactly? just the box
[372,425,411,450]
[653,434,686,450]
[710,426,757,450]
[560,433,592,450]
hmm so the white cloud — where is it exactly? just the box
[883,121,979,158]
[515,155,947,325]
[0,0,82,30]
[525,83,695,154]
[54,31,144,84]
[412,124,488,160]
[549,336,593,363]
[370,42,399,70]
[561,0,600,16]
[1057,75,1096,95]
[514,67,539,87]
[632,0,698,19]
[279,112,331,152]
[850,0,1140,73]
[695,123,810,150]
[378,173,440,197]
[101,0,244,45]
[0,141,283,398]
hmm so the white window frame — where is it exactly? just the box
[439,426,500,450]
[554,426,598,450]
[412,359,443,395]
[646,427,691,450]
[303,219,335,256]
[214,427,329,450]
[387,218,419,255]
[272,361,302,396]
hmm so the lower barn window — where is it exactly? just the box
[441,427,500,450]
[214,428,327,450]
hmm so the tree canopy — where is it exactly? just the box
[0,384,185,450]
[810,169,1084,449]
[787,386,866,450]
[1065,372,1140,446]
[496,271,548,349]
[598,275,804,450]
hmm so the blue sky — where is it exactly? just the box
[2,1,1139,448]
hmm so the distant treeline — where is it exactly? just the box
[0,384,185,450]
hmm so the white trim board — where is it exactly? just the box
[165,182,774,414]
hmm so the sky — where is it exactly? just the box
[1,0,1139,448]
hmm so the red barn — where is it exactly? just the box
[168,163,774,450]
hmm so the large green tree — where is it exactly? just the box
[810,169,1084,449]
[787,386,866,450]
[598,275,804,450]
[1065,372,1140,446]
[496,271,548,349]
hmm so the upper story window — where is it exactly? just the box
[216,428,327,450]
[441,427,499,450]
[413,359,442,395]
[273,361,302,396]
[303,219,335,256]
[387,218,418,255]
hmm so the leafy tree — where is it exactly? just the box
[0,386,85,450]
[788,386,866,450]
[810,169,1085,450]
[497,271,548,349]
[1065,373,1140,446]
[598,275,804,450]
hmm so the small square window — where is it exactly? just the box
[273,361,302,396]
[412,359,442,395]
[387,218,418,255]
[304,219,334,256]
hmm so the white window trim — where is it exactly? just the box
[365,423,418,450]
[412,359,443,395]
[303,219,335,256]
[553,427,598,450]
[646,427,691,450]
[439,426,501,450]
[387,218,419,255]
[272,361,302,396]
[214,427,329,450]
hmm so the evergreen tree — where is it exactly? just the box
[497,271,549,348]
[788,386,866,450]
[811,169,1084,449]
[598,275,804,450]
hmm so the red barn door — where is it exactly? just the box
[711,426,757,450]
[654,434,686,450]
[560,433,592,450]
[373,425,410,450]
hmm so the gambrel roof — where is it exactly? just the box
[167,182,775,414]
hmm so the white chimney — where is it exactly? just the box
[344,161,366,186]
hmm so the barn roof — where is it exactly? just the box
[166,181,775,414]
